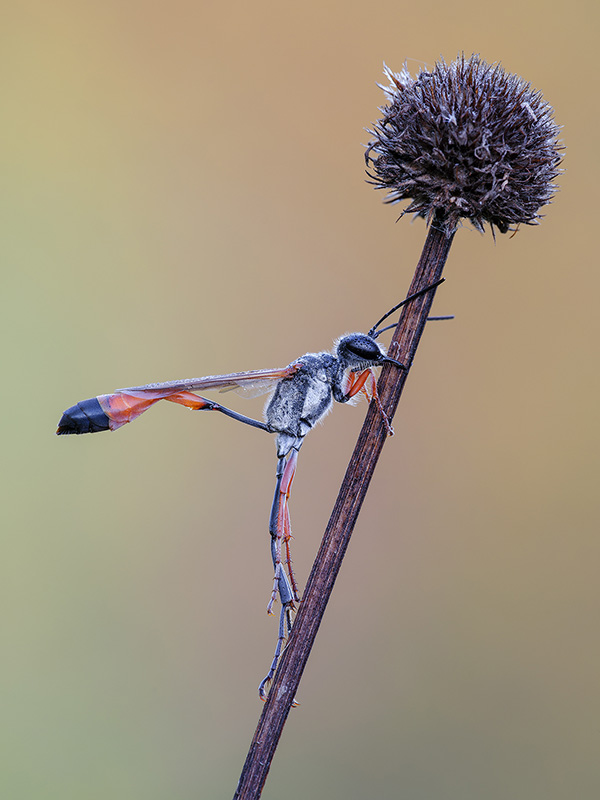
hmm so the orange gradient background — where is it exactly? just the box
[3,2,598,798]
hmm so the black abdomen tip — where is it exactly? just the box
[57,397,110,435]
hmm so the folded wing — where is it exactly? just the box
[57,363,301,435]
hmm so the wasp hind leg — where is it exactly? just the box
[267,448,300,615]
[259,578,296,702]
[258,448,301,702]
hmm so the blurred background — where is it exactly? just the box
[2,2,598,798]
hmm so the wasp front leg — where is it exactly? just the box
[346,370,394,436]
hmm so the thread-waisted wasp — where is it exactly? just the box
[58,279,447,697]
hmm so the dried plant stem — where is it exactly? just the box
[233,220,455,800]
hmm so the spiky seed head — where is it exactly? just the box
[365,54,563,236]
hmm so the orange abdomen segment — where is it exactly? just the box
[57,390,211,435]
[97,393,163,429]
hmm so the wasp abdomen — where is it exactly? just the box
[56,397,111,435]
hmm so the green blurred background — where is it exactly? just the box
[3,1,598,798]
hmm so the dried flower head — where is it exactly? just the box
[366,54,563,235]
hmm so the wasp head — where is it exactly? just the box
[335,334,404,371]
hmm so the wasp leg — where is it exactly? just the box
[364,371,395,436]
[281,489,300,601]
[346,370,394,436]
[267,448,299,615]
[259,448,302,701]
[345,368,371,399]
[260,497,297,702]
[259,602,297,703]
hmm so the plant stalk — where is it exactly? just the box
[234,219,455,799]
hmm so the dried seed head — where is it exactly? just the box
[366,54,563,235]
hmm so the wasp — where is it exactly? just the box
[58,280,446,697]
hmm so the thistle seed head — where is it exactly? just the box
[366,54,563,235]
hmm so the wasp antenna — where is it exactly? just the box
[374,314,454,338]
[375,323,397,337]
[369,278,446,338]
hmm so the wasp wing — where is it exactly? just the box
[121,364,299,396]
[57,363,301,435]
